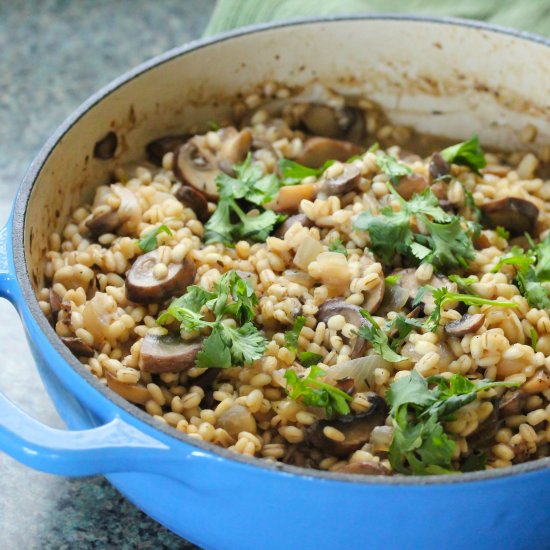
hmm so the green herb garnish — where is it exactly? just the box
[298,351,323,368]
[204,154,286,244]
[385,274,402,286]
[356,310,407,363]
[448,274,477,292]
[137,224,172,252]
[530,327,539,351]
[387,371,517,475]
[423,287,517,332]
[495,226,510,240]
[284,364,352,417]
[157,271,267,369]
[285,315,306,352]
[277,158,334,185]
[354,186,476,272]
[440,135,486,172]
[328,238,348,256]
[375,152,413,184]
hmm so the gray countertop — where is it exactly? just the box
[0,1,214,548]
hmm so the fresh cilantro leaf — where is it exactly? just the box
[386,371,517,475]
[495,226,510,240]
[157,271,266,369]
[517,271,550,310]
[277,158,334,185]
[440,135,486,172]
[356,310,407,363]
[237,208,285,242]
[375,152,413,183]
[385,274,402,286]
[533,233,550,281]
[284,364,352,417]
[462,452,487,472]
[208,121,220,131]
[423,287,517,332]
[328,238,348,256]
[367,142,380,153]
[298,351,323,368]
[403,188,451,223]
[530,328,538,351]
[285,316,306,352]
[462,185,482,221]
[448,274,477,292]
[391,315,424,348]
[490,246,535,274]
[137,224,173,252]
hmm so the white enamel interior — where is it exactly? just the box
[23,18,550,288]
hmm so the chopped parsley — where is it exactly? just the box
[204,154,286,245]
[490,235,550,309]
[298,351,323,368]
[495,226,510,240]
[387,371,517,475]
[385,274,402,286]
[284,364,352,417]
[375,152,412,183]
[137,224,172,252]
[354,186,476,272]
[530,327,539,351]
[448,274,477,292]
[328,238,348,256]
[423,287,517,332]
[277,158,334,185]
[284,316,306,352]
[157,271,267,369]
[440,135,486,172]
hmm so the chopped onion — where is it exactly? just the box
[113,184,141,232]
[323,355,390,391]
[294,234,323,271]
[313,251,351,288]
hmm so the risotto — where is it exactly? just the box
[39,84,550,476]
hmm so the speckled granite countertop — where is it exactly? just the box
[0,1,213,548]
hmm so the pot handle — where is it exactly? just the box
[0,221,172,476]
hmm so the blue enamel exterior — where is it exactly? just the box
[1,16,549,550]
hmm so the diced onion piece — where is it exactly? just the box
[312,252,351,288]
[82,292,119,344]
[105,371,149,405]
[323,356,389,392]
[294,234,324,271]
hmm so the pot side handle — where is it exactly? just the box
[0,221,171,476]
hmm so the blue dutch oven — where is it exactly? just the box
[0,16,549,550]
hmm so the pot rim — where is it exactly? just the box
[13,13,550,485]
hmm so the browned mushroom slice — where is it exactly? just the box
[394,174,428,201]
[274,213,313,238]
[301,105,365,142]
[219,127,252,165]
[363,281,385,316]
[307,393,388,457]
[175,185,209,222]
[428,152,451,183]
[317,298,371,358]
[391,268,451,312]
[61,336,95,357]
[126,251,196,304]
[49,288,62,322]
[140,333,201,373]
[85,208,121,237]
[499,389,526,417]
[335,377,355,395]
[444,313,485,337]
[319,163,361,196]
[481,197,539,236]
[296,137,363,168]
[337,460,391,476]
[146,134,188,166]
[175,139,220,200]
[105,371,150,405]
[94,131,118,160]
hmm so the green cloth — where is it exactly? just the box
[205,0,550,37]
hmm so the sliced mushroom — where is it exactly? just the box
[105,371,150,405]
[307,393,388,457]
[93,131,118,160]
[296,137,363,168]
[335,377,355,395]
[192,368,220,392]
[444,313,485,337]
[49,288,62,322]
[428,152,450,183]
[85,208,121,237]
[217,404,257,438]
[301,105,365,142]
[175,185,209,222]
[317,298,371,359]
[336,460,391,476]
[140,333,201,373]
[318,163,361,196]
[391,268,451,312]
[126,251,196,304]
[146,134,188,166]
[61,336,95,357]
[174,128,252,200]
[363,281,385,315]
[522,369,550,394]
[481,197,539,236]
[274,213,313,238]
[499,390,526,417]
[394,174,428,201]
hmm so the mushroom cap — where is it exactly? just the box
[175,185,210,222]
[140,332,202,373]
[146,134,188,166]
[336,460,391,476]
[296,137,363,168]
[125,251,196,304]
[481,197,539,236]
[319,163,361,196]
[105,371,150,405]
[428,152,450,183]
[394,174,428,201]
[391,268,452,312]
[444,313,485,337]
[61,336,95,357]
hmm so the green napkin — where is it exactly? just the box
[205,0,550,37]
